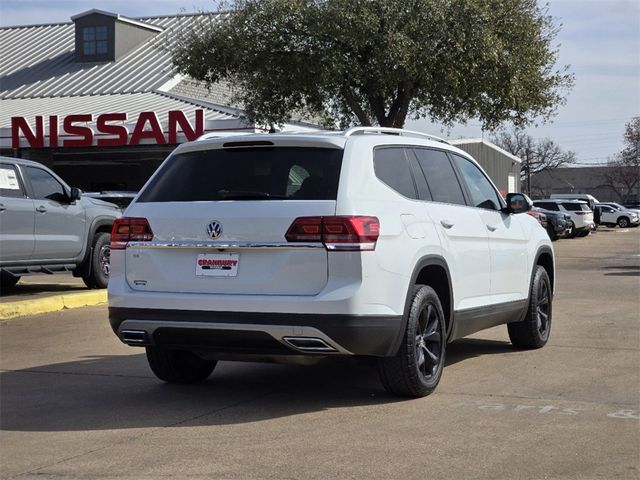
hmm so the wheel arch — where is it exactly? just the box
[72,217,115,277]
[533,246,555,293]
[388,255,454,355]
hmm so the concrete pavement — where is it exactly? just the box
[0,228,638,479]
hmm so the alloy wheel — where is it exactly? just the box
[415,303,444,380]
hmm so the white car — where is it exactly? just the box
[532,199,595,238]
[108,127,555,397]
[594,203,640,228]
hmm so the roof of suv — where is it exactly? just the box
[181,127,472,162]
[534,199,588,204]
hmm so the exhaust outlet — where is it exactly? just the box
[283,336,337,352]
[120,329,150,345]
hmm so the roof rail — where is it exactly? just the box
[343,126,450,145]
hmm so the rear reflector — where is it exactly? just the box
[111,217,154,250]
[286,216,379,251]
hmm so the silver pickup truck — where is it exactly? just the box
[0,157,120,290]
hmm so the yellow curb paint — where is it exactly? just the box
[0,290,107,320]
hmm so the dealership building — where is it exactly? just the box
[0,9,521,193]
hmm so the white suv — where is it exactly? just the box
[108,127,555,397]
[533,199,595,238]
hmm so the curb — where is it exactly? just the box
[0,290,107,320]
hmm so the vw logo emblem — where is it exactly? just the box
[207,221,223,239]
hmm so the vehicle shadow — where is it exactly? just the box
[0,338,515,433]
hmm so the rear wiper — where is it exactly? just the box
[217,190,287,200]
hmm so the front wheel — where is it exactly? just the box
[617,217,630,228]
[508,265,552,349]
[378,285,446,397]
[146,347,217,383]
[82,232,110,289]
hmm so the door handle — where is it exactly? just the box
[0,203,5,212]
[440,220,454,229]
[486,224,497,232]
[36,205,47,213]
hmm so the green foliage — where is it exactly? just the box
[172,0,574,129]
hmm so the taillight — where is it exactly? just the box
[285,216,379,251]
[111,217,154,250]
[574,211,587,216]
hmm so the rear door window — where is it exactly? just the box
[412,148,466,206]
[0,164,25,198]
[138,147,343,202]
[373,147,418,199]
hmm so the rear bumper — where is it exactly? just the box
[109,307,403,357]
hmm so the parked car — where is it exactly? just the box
[597,201,640,218]
[0,157,120,289]
[533,199,595,238]
[108,127,555,398]
[83,191,137,210]
[527,208,548,230]
[534,207,572,241]
[594,203,640,228]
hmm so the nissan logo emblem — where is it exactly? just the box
[207,221,223,239]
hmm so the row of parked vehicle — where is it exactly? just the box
[526,194,640,241]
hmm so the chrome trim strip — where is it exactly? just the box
[126,241,324,250]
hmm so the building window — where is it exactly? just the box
[83,26,108,56]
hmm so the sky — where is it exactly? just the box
[1,0,638,164]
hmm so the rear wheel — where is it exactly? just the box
[546,225,558,241]
[146,347,217,383]
[0,271,20,290]
[508,266,552,349]
[378,285,446,397]
[82,232,110,289]
[617,217,630,228]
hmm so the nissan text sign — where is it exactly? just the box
[10,110,205,148]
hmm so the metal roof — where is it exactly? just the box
[449,138,522,164]
[0,13,225,100]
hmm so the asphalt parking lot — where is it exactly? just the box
[1,228,638,480]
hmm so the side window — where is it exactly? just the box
[537,202,558,211]
[413,148,466,206]
[0,164,25,198]
[451,154,502,210]
[23,167,66,202]
[373,147,418,199]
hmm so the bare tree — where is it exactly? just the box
[603,117,640,203]
[492,128,576,195]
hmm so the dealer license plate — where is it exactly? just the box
[195,253,239,277]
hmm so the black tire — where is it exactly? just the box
[566,221,577,238]
[146,347,217,384]
[508,266,552,349]
[617,216,630,228]
[0,271,20,290]
[546,225,558,241]
[378,285,446,397]
[82,232,110,289]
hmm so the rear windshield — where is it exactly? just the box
[562,203,590,212]
[138,147,343,202]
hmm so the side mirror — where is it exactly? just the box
[69,187,82,202]
[503,193,531,214]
